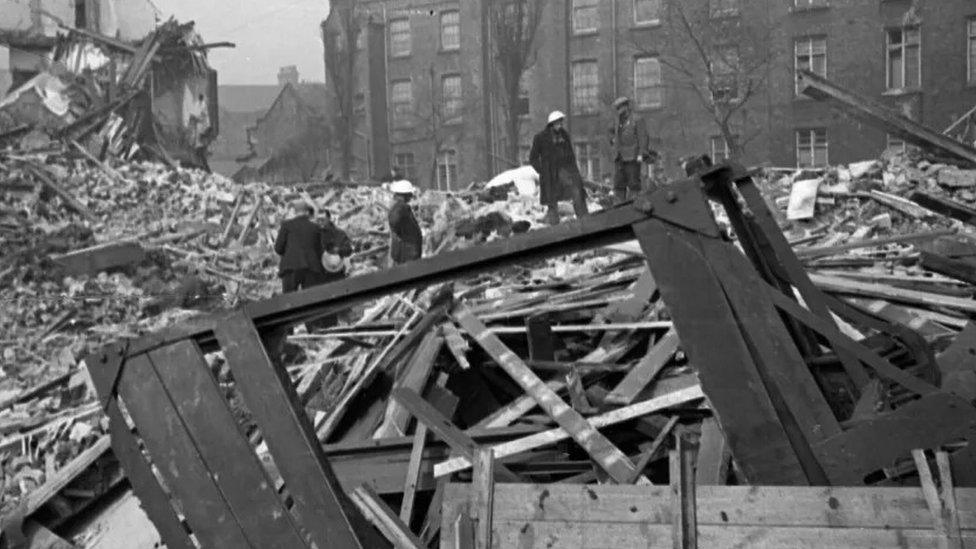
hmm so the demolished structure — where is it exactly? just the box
[6,72,976,548]
[0,19,221,169]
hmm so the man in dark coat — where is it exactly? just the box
[530,111,587,225]
[609,96,650,204]
[388,179,423,265]
[319,209,354,283]
[274,200,328,293]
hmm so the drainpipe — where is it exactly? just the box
[564,0,572,133]
[611,0,618,99]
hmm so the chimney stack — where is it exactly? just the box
[278,65,300,86]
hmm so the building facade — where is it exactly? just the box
[323,0,976,189]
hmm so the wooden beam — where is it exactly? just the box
[913,450,958,549]
[375,332,444,439]
[434,385,704,478]
[391,388,521,482]
[471,448,496,549]
[671,435,698,549]
[627,415,679,484]
[51,242,147,277]
[525,313,556,362]
[920,251,976,286]
[765,286,940,395]
[351,484,424,549]
[810,273,976,314]
[798,70,976,166]
[605,328,679,406]
[453,306,641,484]
[794,230,956,259]
[695,417,730,486]
[400,376,456,525]
[910,192,976,227]
[25,436,111,516]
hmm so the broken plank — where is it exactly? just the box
[51,241,147,277]
[375,332,444,439]
[25,436,111,516]
[25,163,97,223]
[351,484,424,549]
[434,385,704,478]
[525,313,556,362]
[627,415,679,484]
[765,286,940,396]
[401,376,457,525]
[695,417,730,486]
[453,306,640,484]
[235,195,265,245]
[910,191,976,227]
[794,230,955,259]
[810,273,976,314]
[391,388,521,482]
[605,328,679,406]
[845,298,956,340]
[919,251,976,286]
[471,448,495,549]
[672,435,698,549]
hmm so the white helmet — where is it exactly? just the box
[390,179,416,194]
[547,111,565,124]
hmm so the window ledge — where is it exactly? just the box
[632,20,662,29]
[882,88,922,97]
[390,53,412,60]
[636,105,664,112]
[790,5,830,14]
[709,10,740,20]
[443,119,463,126]
[572,29,600,37]
[439,47,460,54]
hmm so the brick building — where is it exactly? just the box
[322,0,976,189]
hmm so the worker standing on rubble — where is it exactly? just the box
[609,97,650,204]
[530,111,588,225]
[388,179,423,265]
[274,199,328,294]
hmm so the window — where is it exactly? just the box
[795,36,826,95]
[575,142,602,181]
[441,11,460,51]
[711,45,739,102]
[886,27,920,90]
[886,134,907,153]
[394,152,417,180]
[74,0,87,29]
[390,18,411,57]
[391,80,413,127]
[356,28,365,50]
[571,60,600,114]
[634,0,661,25]
[968,19,976,84]
[436,149,458,191]
[516,72,531,117]
[634,56,663,109]
[442,74,462,122]
[794,0,827,9]
[709,0,738,17]
[796,128,828,167]
[572,0,599,34]
[710,136,731,162]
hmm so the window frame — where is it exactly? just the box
[394,151,417,181]
[634,0,661,26]
[968,18,976,85]
[441,74,463,123]
[436,149,459,191]
[440,10,460,52]
[794,35,827,96]
[389,18,412,58]
[709,0,739,18]
[571,59,600,115]
[710,136,731,163]
[575,142,603,182]
[633,55,663,110]
[572,0,600,35]
[390,79,414,128]
[795,128,829,168]
[793,0,828,10]
[885,25,921,91]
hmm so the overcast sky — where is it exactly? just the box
[153,0,330,85]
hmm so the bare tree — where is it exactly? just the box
[414,65,465,190]
[490,0,547,167]
[323,0,362,180]
[635,0,777,159]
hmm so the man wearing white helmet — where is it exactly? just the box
[529,110,588,225]
[388,179,423,265]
